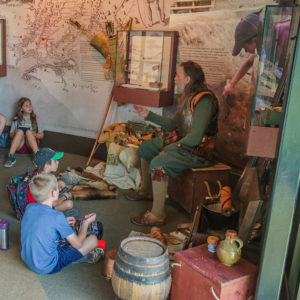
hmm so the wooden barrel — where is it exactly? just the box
[112,236,171,300]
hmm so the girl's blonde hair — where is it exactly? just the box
[29,174,58,203]
[16,97,37,131]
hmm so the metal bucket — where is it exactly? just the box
[112,236,171,300]
[201,202,239,231]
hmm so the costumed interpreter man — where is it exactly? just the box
[125,61,219,226]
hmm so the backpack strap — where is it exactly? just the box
[190,91,213,113]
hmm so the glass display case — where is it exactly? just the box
[0,19,6,77]
[246,5,296,158]
[113,30,178,107]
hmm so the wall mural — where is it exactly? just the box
[0,0,169,139]
[0,0,274,167]
[171,3,275,167]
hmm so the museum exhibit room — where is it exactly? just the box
[0,0,299,299]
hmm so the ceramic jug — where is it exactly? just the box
[216,229,243,266]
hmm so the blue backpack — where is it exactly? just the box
[0,131,10,148]
[7,168,38,220]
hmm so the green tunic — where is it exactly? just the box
[138,95,216,178]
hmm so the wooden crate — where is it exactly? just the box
[168,162,232,214]
[171,244,257,300]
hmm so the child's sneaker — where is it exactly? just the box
[4,154,16,168]
[74,248,104,264]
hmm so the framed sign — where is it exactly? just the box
[0,19,7,77]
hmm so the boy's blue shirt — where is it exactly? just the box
[21,203,74,274]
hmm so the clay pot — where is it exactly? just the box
[207,235,219,253]
[101,249,118,279]
[216,230,243,266]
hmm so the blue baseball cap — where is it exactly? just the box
[33,147,64,167]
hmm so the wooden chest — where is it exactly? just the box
[168,162,232,214]
[171,244,257,300]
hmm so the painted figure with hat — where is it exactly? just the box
[222,11,263,99]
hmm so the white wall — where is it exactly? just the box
[0,0,272,140]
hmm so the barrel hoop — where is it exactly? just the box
[115,255,170,275]
[114,262,171,285]
[119,241,168,265]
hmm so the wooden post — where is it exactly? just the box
[86,87,114,166]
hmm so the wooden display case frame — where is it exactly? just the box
[113,30,179,107]
[246,5,295,158]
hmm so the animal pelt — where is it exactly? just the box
[59,165,115,191]
[81,161,106,181]
[81,170,103,181]
[70,187,117,200]
[78,179,114,191]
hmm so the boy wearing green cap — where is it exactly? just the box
[27,147,74,213]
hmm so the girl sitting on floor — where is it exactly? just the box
[4,97,44,168]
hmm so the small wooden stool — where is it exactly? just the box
[168,162,232,215]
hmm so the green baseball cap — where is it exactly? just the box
[33,147,64,167]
